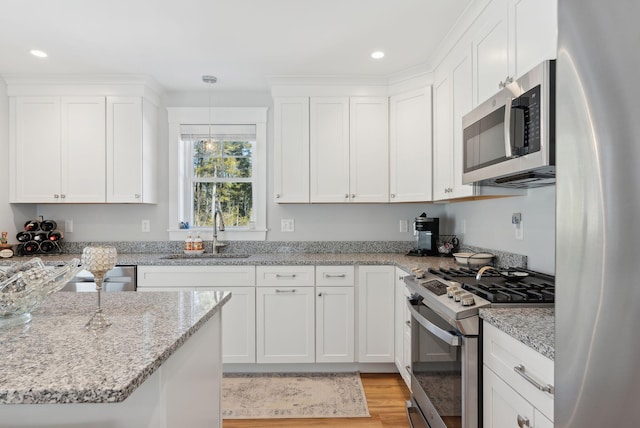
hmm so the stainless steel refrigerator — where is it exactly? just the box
[556,1,640,426]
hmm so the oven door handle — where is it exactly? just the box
[407,300,460,346]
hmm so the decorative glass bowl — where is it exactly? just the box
[0,257,83,327]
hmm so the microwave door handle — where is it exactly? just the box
[407,299,460,346]
[504,97,514,159]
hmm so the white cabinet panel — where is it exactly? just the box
[357,266,395,362]
[310,97,350,202]
[316,286,354,363]
[389,88,432,202]
[483,366,535,428]
[208,286,256,364]
[394,267,412,387]
[315,265,355,286]
[349,97,389,202]
[256,266,314,287]
[433,73,453,201]
[61,97,106,202]
[137,266,256,288]
[511,0,557,80]
[273,97,310,203]
[256,286,315,363]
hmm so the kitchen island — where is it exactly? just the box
[0,290,230,428]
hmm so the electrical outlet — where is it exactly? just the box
[141,219,150,233]
[399,220,408,233]
[515,220,524,240]
[281,219,295,232]
[461,219,466,234]
[64,219,73,233]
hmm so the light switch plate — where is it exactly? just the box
[281,219,295,232]
[64,220,73,233]
[141,219,150,233]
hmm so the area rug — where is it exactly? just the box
[222,372,370,419]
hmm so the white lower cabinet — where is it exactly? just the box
[256,266,315,363]
[394,267,412,387]
[357,265,395,363]
[315,265,355,363]
[136,266,256,364]
[483,322,554,427]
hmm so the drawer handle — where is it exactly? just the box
[405,365,410,373]
[405,320,411,327]
[325,274,346,278]
[275,289,296,293]
[517,415,530,427]
[514,364,554,394]
[275,274,296,278]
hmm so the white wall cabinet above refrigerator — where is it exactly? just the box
[7,80,158,204]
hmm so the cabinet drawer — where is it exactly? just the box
[256,266,315,287]
[137,265,255,288]
[483,322,554,421]
[316,265,354,286]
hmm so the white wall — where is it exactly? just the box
[0,77,35,238]
[443,186,556,274]
[31,90,444,242]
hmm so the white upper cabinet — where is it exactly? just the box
[389,87,432,202]
[472,0,558,105]
[273,97,310,203]
[106,96,157,203]
[10,96,106,203]
[310,97,351,202]
[349,97,389,203]
[7,79,158,204]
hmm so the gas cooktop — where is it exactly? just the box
[427,266,555,305]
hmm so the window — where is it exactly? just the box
[168,107,267,241]
[180,124,256,228]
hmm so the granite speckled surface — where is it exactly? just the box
[479,307,555,360]
[0,290,230,404]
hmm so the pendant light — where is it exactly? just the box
[202,75,217,151]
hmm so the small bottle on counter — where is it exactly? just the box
[184,234,193,252]
[193,234,203,251]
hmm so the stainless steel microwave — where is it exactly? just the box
[462,60,555,188]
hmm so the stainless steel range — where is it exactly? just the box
[404,266,555,428]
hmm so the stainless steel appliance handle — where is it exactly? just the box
[514,364,555,394]
[407,300,460,346]
[504,97,514,159]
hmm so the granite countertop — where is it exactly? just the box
[0,252,460,273]
[0,290,230,404]
[479,307,555,360]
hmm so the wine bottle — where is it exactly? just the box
[40,220,57,231]
[48,231,64,242]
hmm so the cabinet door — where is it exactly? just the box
[208,286,256,364]
[394,268,411,387]
[316,286,354,363]
[389,88,432,202]
[106,96,144,202]
[450,42,475,199]
[256,286,315,363]
[511,0,557,79]
[11,97,62,202]
[349,97,389,202]
[483,366,535,428]
[273,97,310,203]
[358,266,395,362]
[61,96,106,202]
[473,0,509,105]
[310,97,350,202]
[432,72,453,201]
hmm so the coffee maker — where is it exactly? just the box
[407,213,439,256]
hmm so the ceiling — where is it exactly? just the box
[0,0,471,93]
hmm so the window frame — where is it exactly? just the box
[167,107,268,241]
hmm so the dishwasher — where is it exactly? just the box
[60,265,137,292]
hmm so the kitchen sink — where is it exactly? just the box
[161,254,252,259]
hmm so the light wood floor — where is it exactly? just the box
[223,373,411,428]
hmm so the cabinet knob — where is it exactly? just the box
[351,194,355,199]
[54,194,59,199]
[516,415,530,428]
[276,193,281,199]
[60,194,66,199]
[390,194,396,198]
[344,194,349,199]
[318,292,323,297]
[134,194,140,199]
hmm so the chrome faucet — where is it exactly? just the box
[212,204,225,254]
[476,265,498,280]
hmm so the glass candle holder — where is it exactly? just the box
[81,246,117,330]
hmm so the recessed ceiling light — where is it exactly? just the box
[30,49,48,58]
[371,51,385,59]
